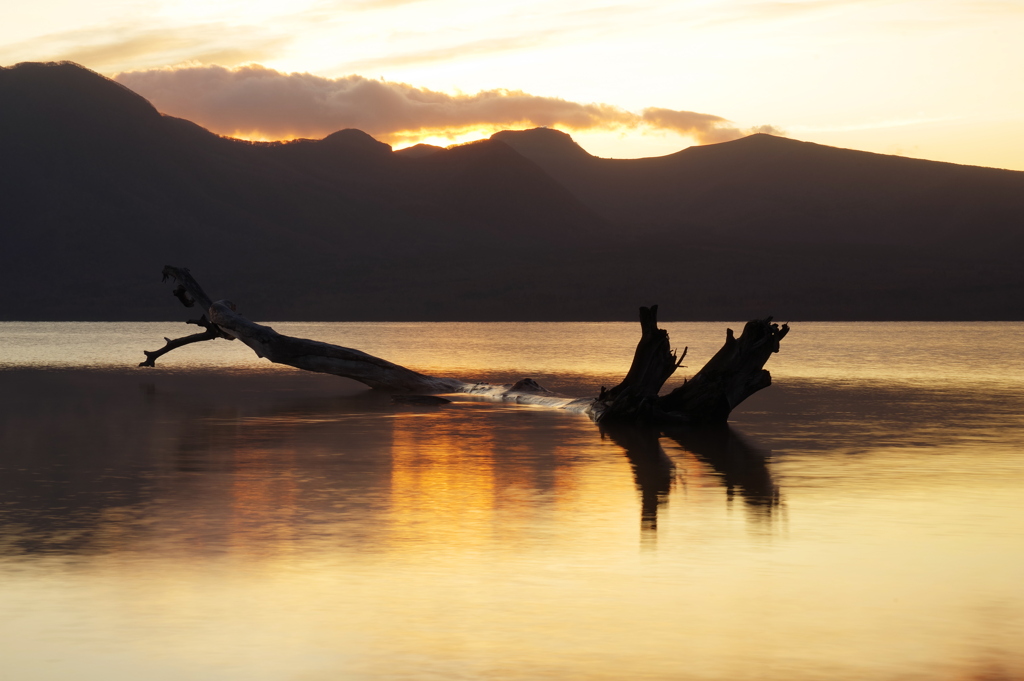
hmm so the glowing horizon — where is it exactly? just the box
[216,122,706,160]
[2,0,1023,169]
[110,63,752,159]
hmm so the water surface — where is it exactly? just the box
[1,322,1022,680]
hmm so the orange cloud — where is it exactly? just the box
[114,64,780,145]
[639,107,744,144]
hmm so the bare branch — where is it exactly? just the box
[139,328,221,367]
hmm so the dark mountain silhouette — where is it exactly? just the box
[1,61,1022,321]
[394,143,444,158]
[0,62,603,320]
[493,127,1024,252]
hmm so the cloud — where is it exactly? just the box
[700,0,889,28]
[115,64,779,146]
[340,33,556,73]
[343,0,434,9]
[748,124,787,135]
[640,108,744,144]
[0,22,289,74]
[65,31,289,73]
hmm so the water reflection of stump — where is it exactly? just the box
[600,424,675,532]
[665,425,780,519]
[603,423,780,534]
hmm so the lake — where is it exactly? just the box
[1,321,1022,680]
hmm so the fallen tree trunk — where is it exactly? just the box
[142,266,788,424]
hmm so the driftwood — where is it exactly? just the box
[142,266,788,425]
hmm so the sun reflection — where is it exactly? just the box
[226,443,300,555]
[388,412,498,543]
[383,409,574,551]
[377,407,637,555]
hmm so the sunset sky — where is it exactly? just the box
[3,0,1023,169]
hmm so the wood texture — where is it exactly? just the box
[143,267,787,424]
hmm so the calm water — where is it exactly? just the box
[1,322,1022,680]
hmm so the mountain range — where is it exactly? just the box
[2,61,1022,321]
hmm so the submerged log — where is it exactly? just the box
[590,306,788,425]
[654,318,789,424]
[142,266,788,424]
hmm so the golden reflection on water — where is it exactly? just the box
[6,321,1022,392]
[388,410,502,549]
[1,322,1023,680]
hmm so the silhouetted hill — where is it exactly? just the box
[491,128,593,167]
[1,61,1022,320]
[493,128,1024,252]
[0,62,603,320]
[394,143,443,158]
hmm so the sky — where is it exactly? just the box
[3,0,1023,169]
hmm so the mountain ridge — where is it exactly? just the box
[1,61,1022,321]
[491,127,1024,250]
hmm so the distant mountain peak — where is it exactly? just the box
[321,128,392,156]
[1,61,161,123]
[394,143,444,158]
[490,128,593,163]
[695,132,798,152]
